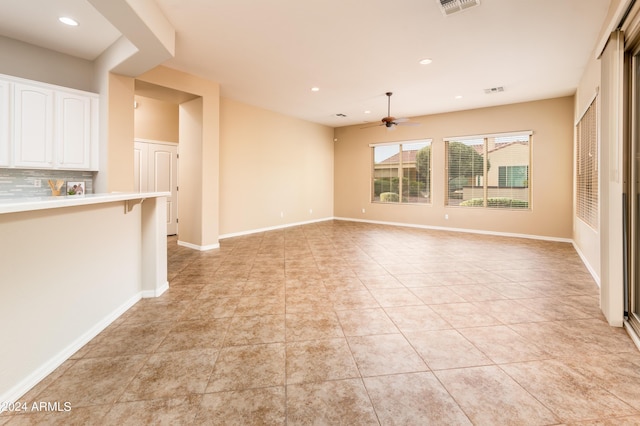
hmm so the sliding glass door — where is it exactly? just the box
[629,51,640,335]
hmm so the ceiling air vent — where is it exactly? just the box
[484,86,504,94]
[438,0,480,16]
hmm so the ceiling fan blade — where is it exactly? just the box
[360,92,419,130]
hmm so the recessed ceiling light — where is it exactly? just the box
[59,16,79,26]
[311,87,320,92]
[364,110,371,114]
[455,95,463,99]
[419,58,433,65]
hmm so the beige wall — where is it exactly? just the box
[130,85,335,239]
[134,95,179,142]
[104,73,135,193]
[0,36,95,92]
[219,97,334,236]
[334,96,575,239]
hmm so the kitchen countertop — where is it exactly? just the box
[0,192,171,215]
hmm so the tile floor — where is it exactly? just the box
[3,220,640,425]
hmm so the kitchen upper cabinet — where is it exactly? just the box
[13,83,54,168]
[0,74,99,171]
[0,80,9,167]
[56,92,97,170]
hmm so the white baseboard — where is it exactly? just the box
[333,216,573,243]
[0,293,142,404]
[572,241,601,286]
[218,217,334,240]
[218,215,574,244]
[177,240,220,251]
[142,281,169,298]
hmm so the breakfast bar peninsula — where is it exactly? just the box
[0,192,169,402]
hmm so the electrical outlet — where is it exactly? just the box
[280,211,284,218]
[34,179,41,188]
[361,208,365,213]
[445,214,449,220]
[309,209,313,214]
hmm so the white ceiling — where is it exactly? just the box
[0,0,120,60]
[0,0,611,128]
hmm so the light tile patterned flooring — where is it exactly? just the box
[3,220,640,425]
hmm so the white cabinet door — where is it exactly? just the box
[0,80,9,167]
[13,83,54,168]
[134,140,178,236]
[56,92,92,169]
[0,74,99,170]
[149,143,178,236]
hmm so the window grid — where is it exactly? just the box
[576,98,598,229]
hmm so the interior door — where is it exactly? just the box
[134,140,178,236]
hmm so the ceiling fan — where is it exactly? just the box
[361,92,421,130]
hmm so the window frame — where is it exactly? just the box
[444,131,532,210]
[370,139,433,205]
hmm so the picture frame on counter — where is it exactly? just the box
[67,181,85,196]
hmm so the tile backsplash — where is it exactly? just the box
[0,169,95,198]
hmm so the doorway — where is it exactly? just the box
[133,80,198,237]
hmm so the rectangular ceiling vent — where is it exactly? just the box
[484,86,505,94]
[438,0,480,16]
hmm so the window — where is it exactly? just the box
[445,132,531,209]
[576,97,598,229]
[498,166,528,188]
[371,140,431,204]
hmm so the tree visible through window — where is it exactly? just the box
[372,140,432,204]
[445,133,531,209]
